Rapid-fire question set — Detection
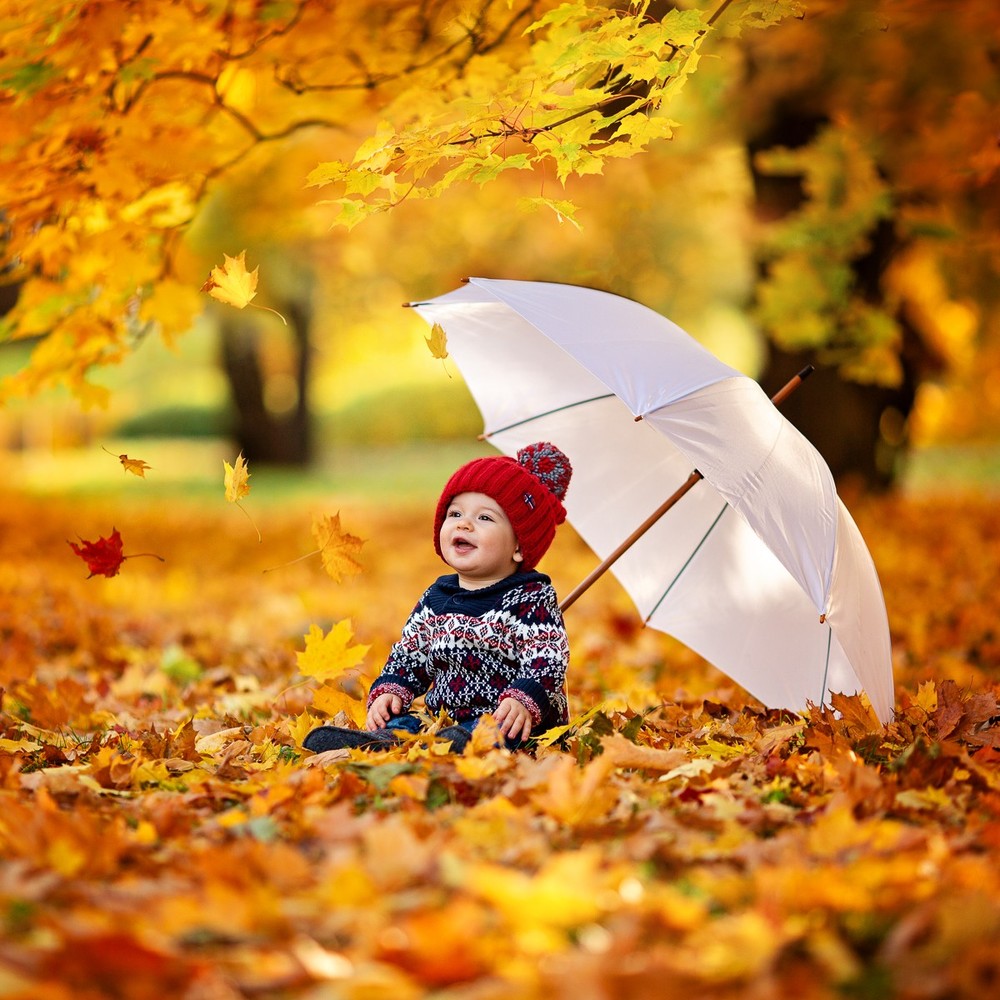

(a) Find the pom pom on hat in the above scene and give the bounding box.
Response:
[516,441,572,501]
[433,441,573,572]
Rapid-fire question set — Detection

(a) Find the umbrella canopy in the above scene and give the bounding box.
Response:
[411,278,894,724]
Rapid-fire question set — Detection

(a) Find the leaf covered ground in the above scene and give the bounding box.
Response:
[1,487,999,1000]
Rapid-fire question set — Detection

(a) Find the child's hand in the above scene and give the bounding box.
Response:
[367,693,403,729]
[494,697,532,741]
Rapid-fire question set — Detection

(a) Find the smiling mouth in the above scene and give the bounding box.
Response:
[452,538,476,552]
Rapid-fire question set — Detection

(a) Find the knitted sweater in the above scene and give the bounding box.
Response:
[367,571,569,730]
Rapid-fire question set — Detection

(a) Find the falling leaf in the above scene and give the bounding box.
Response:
[224,452,252,502]
[201,250,287,324]
[69,529,126,578]
[102,445,151,477]
[262,512,365,578]
[68,528,164,578]
[312,513,365,582]
[223,452,261,542]
[202,250,258,309]
[424,322,452,379]
[425,323,448,360]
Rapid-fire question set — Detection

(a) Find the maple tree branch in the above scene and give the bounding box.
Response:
[219,0,309,61]
[446,90,655,147]
[274,0,540,95]
[443,0,737,152]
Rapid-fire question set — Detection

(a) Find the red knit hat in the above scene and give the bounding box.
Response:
[433,442,573,572]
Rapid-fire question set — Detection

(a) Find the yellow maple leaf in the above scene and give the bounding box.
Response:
[223,452,261,541]
[223,451,251,502]
[287,711,322,748]
[297,621,370,683]
[201,250,287,324]
[312,512,365,582]
[425,322,448,360]
[202,250,258,309]
[915,679,938,714]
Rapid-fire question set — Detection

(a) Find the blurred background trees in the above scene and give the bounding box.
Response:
[1,0,997,488]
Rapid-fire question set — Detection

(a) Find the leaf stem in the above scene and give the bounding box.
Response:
[250,303,288,326]
[263,548,321,574]
[237,500,262,542]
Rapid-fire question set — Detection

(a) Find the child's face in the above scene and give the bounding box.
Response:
[439,491,522,589]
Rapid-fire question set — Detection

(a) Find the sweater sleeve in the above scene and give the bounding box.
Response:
[498,583,569,729]
[366,596,433,711]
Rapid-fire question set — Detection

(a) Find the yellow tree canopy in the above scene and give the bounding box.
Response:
[0,0,797,403]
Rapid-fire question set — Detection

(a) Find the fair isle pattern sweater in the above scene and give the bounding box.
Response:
[367,571,569,730]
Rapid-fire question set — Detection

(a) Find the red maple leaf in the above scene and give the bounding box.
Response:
[69,529,126,578]
[67,529,165,578]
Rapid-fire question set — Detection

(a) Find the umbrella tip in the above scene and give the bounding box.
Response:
[798,364,815,380]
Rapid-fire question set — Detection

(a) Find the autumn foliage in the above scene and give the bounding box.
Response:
[2,484,1000,999]
[0,0,798,402]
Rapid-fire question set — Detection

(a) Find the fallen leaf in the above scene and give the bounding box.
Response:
[530,753,618,827]
[600,733,689,772]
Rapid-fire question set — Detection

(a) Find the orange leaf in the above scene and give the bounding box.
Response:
[103,445,151,477]
[530,754,618,827]
[599,733,689,772]
[311,512,365,582]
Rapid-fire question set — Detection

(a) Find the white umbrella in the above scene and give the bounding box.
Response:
[410,278,894,724]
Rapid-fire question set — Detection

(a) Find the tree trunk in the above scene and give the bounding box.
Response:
[745,112,930,490]
[218,293,314,467]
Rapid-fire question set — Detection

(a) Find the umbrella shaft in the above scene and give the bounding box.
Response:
[558,365,814,613]
[560,470,703,611]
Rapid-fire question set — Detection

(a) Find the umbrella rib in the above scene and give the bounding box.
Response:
[819,623,832,711]
[483,394,616,437]
[644,504,729,623]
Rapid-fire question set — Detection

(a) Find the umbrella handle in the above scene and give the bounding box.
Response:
[558,365,814,613]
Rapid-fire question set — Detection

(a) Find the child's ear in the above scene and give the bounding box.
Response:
[513,547,524,563]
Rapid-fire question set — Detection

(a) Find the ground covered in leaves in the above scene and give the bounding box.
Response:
[2,486,1000,1000]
